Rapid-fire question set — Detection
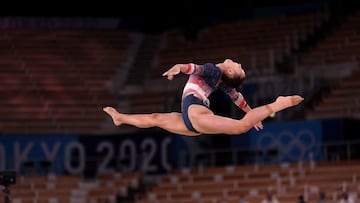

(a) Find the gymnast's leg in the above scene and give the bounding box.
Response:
[103,107,200,136]
[189,95,304,135]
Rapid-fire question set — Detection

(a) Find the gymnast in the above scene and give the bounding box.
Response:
[103,59,304,136]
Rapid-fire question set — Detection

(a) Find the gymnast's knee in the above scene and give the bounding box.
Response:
[232,120,253,134]
[150,113,161,120]
[150,113,173,122]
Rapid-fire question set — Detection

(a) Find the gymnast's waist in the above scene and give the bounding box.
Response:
[182,91,210,107]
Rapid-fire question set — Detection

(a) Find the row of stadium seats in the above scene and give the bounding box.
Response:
[135,159,360,203]
[0,28,133,135]
[0,172,141,203]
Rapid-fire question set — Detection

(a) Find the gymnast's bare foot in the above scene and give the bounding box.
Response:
[103,107,123,126]
[269,95,304,113]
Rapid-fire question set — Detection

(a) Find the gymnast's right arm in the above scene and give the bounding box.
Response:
[162,63,198,80]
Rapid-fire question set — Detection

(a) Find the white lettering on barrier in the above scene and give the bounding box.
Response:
[119,139,137,171]
[41,141,61,163]
[2,136,172,174]
[64,142,85,174]
[97,141,115,174]
[161,137,172,171]
[14,142,33,171]
[140,138,158,172]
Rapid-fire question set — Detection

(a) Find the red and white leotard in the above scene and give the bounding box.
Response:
[182,63,247,109]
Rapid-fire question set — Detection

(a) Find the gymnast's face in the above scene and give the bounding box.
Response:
[224,59,245,78]
[221,59,245,88]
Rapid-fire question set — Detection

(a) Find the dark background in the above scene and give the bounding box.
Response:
[2,0,353,34]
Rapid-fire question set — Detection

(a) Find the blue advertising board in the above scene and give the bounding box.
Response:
[0,131,173,175]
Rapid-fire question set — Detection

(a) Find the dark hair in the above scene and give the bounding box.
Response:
[221,74,245,89]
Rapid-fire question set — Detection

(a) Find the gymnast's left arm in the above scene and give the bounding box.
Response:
[162,63,198,80]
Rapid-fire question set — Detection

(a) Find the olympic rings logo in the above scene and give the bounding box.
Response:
[255,129,319,162]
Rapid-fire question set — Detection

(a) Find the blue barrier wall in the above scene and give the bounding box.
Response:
[0,131,173,176]
[0,119,352,175]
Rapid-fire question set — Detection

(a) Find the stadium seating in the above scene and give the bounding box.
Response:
[0,28,133,135]
[0,171,141,203]
[134,160,360,203]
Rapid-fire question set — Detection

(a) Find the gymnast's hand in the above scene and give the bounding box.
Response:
[254,121,263,131]
[162,64,183,80]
